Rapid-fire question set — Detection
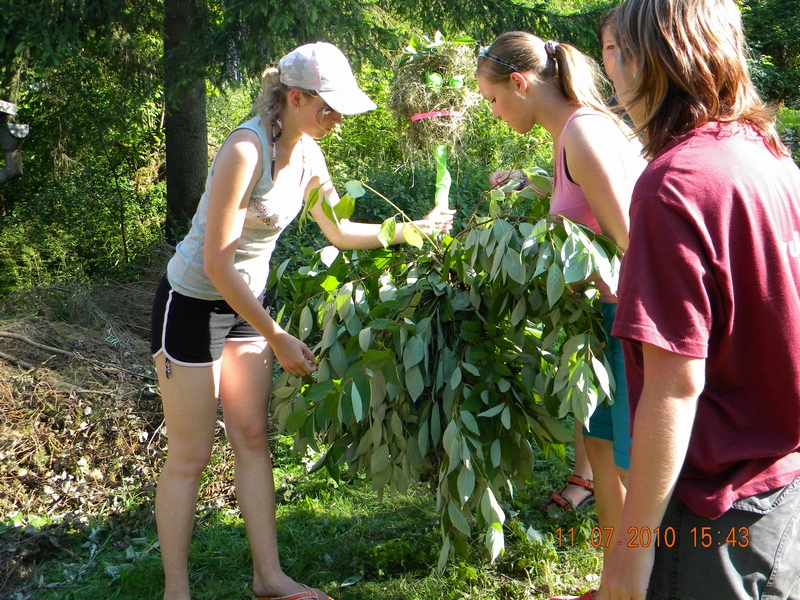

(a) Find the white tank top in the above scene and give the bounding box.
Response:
[167,116,315,300]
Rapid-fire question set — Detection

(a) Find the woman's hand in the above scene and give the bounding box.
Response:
[414,206,457,235]
[489,169,525,188]
[595,543,655,600]
[269,331,318,376]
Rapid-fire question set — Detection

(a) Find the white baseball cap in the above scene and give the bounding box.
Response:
[279,42,377,116]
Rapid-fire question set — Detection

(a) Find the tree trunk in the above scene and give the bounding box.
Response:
[163,0,208,243]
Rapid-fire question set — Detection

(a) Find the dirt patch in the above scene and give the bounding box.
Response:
[0,278,237,597]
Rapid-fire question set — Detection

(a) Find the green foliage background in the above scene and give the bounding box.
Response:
[1,0,797,295]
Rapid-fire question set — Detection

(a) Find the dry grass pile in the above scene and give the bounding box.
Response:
[0,277,238,597]
[388,35,481,157]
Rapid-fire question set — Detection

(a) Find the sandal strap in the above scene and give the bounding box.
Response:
[566,474,594,492]
[255,585,330,600]
[549,490,572,509]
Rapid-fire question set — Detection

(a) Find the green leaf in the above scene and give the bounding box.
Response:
[344,180,366,198]
[511,297,527,327]
[504,250,526,284]
[457,464,476,505]
[526,526,546,543]
[437,536,451,574]
[485,488,506,525]
[370,371,387,409]
[419,420,430,458]
[485,526,505,563]
[358,327,371,352]
[391,410,404,438]
[405,364,424,401]
[284,409,307,432]
[275,258,291,281]
[340,574,363,588]
[546,264,566,308]
[448,501,471,537]
[460,411,480,435]
[371,443,390,474]
[591,354,614,400]
[403,335,426,370]
[461,362,481,377]
[298,306,313,341]
[326,191,355,221]
[351,382,364,423]
[378,218,396,248]
[490,439,501,467]
[319,275,340,292]
[450,366,462,389]
[442,420,458,458]
[478,404,505,418]
[403,222,424,249]
[329,341,348,377]
[501,406,511,430]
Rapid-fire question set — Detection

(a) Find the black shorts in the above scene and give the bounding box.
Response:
[150,275,266,365]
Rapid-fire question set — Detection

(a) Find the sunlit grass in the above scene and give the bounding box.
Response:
[17,430,601,600]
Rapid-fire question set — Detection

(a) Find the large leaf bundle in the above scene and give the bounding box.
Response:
[269,180,620,567]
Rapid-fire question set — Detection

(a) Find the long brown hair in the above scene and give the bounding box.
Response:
[613,0,787,159]
[477,31,612,118]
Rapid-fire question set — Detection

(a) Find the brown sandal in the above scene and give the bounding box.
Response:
[547,474,595,517]
[254,585,333,600]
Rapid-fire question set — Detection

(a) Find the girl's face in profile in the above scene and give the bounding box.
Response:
[477,73,535,135]
[601,26,617,77]
[610,45,645,126]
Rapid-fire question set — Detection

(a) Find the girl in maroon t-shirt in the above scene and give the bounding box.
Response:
[597,0,800,598]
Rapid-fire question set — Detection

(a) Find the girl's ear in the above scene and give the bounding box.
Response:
[287,88,305,111]
[509,71,529,94]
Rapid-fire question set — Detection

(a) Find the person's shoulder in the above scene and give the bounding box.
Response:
[565,109,641,158]
[216,127,262,169]
[568,109,629,138]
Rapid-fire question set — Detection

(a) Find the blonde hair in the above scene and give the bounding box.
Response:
[251,67,289,118]
[614,0,787,158]
[477,31,612,117]
[250,66,329,122]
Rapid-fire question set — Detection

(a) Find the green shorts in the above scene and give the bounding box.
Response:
[582,303,631,470]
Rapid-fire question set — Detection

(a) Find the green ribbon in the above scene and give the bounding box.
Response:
[434,143,451,210]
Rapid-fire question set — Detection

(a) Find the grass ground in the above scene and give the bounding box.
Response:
[4,429,603,600]
[1,289,603,600]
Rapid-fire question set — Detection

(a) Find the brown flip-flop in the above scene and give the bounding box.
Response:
[254,584,332,600]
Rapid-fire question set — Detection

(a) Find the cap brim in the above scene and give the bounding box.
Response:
[318,88,377,116]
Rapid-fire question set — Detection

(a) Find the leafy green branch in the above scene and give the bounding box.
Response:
[298,180,443,251]
[270,176,621,569]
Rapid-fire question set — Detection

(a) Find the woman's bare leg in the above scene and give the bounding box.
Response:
[154,353,220,600]
[218,340,307,598]
[584,435,628,558]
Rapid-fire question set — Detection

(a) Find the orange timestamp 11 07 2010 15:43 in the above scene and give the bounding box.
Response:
[555,525,750,549]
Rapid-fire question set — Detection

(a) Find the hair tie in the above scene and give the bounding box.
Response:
[544,40,559,60]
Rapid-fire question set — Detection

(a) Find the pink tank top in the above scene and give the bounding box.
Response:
[550,107,616,303]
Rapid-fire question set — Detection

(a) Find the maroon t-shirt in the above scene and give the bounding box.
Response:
[612,121,800,518]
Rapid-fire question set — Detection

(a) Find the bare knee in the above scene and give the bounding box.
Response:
[162,445,213,480]
[226,419,270,455]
